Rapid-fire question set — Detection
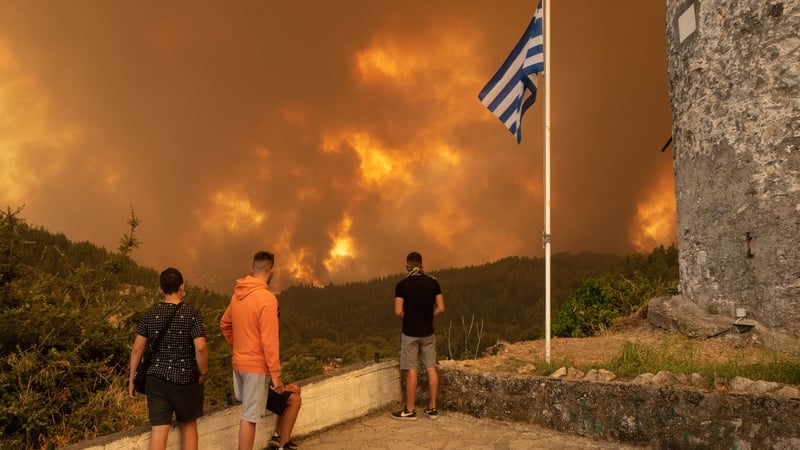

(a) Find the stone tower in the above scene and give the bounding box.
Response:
[665,1,799,336]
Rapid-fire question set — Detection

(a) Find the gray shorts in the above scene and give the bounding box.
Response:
[232,370,269,423]
[399,333,437,370]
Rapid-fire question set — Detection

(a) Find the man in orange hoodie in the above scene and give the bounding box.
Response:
[221,251,297,450]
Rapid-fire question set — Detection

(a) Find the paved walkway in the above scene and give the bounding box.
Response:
[295,410,647,450]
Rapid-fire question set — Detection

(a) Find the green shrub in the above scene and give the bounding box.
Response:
[282,355,324,383]
[553,271,675,338]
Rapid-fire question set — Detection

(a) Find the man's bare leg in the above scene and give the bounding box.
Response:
[426,367,439,409]
[149,425,170,450]
[178,420,198,450]
[238,419,256,450]
[405,368,418,412]
[276,387,302,447]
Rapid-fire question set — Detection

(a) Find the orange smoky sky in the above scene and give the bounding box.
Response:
[0,1,675,293]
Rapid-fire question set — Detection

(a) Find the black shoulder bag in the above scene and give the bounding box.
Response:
[134,303,182,394]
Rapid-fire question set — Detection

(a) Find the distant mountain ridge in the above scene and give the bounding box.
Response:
[276,252,627,359]
[9,212,668,356]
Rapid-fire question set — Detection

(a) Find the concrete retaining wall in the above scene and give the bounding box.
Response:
[65,361,400,450]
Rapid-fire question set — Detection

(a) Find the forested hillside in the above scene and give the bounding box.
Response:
[277,252,628,362]
[0,206,678,448]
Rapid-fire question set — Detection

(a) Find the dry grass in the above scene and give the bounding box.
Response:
[444,314,800,387]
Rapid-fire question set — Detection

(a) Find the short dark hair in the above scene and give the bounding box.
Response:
[406,251,423,267]
[160,267,184,295]
[253,251,275,271]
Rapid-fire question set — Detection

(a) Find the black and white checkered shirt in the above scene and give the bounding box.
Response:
[136,302,206,385]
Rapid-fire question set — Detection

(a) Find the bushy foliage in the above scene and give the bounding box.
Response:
[282,355,324,384]
[0,206,27,289]
[0,208,150,448]
[552,245,679,338]
[0,207,226,449]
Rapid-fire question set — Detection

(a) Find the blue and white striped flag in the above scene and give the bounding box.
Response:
[478,1,544,143]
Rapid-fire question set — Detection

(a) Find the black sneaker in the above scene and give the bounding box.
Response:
[390,408,417,420]
[267,433,298,450]
[423,407,438,420]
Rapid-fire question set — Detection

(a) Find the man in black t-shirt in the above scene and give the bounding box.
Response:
[391,252,446,421]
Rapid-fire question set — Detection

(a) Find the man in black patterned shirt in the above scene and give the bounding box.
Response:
[129,268,209,450]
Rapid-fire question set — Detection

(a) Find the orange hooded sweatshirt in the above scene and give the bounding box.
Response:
[220,275,281,379]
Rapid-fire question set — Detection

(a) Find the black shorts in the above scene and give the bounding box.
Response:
[146,375,204,425]
[266,388,292,415]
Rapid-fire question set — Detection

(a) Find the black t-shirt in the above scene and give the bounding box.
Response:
[395,274,442,337]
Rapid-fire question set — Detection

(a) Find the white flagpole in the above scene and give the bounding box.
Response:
[543,0,552,364]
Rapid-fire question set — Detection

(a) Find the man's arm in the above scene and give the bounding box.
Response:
[128,334,147,398]
[194,336,209,384]
[433,294,445,316]
[219,303,233,346]
[394,297,404,319]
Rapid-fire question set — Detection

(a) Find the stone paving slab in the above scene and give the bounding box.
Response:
[295,410,648,449]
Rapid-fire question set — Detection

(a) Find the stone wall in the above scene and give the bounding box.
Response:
[665,0,800,334]
[438,367,800,449]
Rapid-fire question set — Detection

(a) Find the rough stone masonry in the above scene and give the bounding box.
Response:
[665,0,800,336]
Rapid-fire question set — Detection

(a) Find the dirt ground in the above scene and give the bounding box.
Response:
[446,314,790,379]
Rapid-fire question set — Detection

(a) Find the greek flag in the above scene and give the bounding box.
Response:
[478,1,544,143]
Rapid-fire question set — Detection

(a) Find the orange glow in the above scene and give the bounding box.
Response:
[331,237,353,258]
[142,20,194,57]
[629,168,677,252]
[418,201,474,252]
[323,214,356,274]
[0,2,675,295]
[202,190,266,233]
[252,145,271,159]
[519,172,544,202]
[295,185,322,202]
[100,164,121,189]
[350,27,489,145]
[261,213,324,289]
[356,45,404,82]
[0,39,16,69]
[0,42,82,204]
[350,134,406,189]
[354,27,482,91]
[142,13,235,58]
[283,246,322,288]
[434,144,462,168]
[277,105,312,129]
[323,132,412,190]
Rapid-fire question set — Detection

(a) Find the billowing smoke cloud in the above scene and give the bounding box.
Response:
[0,1,675,293]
